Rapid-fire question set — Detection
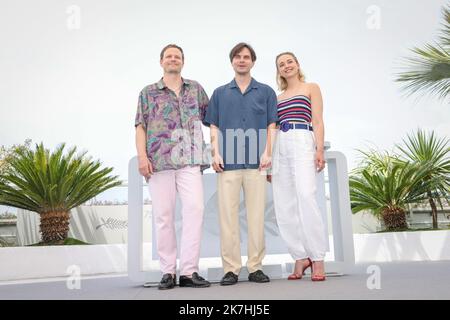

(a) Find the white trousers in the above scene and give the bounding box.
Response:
[272,129,327,261]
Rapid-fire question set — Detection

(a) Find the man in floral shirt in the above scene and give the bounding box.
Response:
[135,44,210,290]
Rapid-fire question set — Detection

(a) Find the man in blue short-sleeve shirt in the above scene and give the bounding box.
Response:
[203,42,278,286]
[204,77,278,170]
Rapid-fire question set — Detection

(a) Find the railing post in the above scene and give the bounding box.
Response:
[128,156,160,282]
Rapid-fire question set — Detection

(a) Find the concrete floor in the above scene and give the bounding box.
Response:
[0,260,449,300]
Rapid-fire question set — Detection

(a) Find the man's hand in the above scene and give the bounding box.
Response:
[138,156,153,180]
[259,152,272,171]
[212,154,224,173]
[315,150,326,172]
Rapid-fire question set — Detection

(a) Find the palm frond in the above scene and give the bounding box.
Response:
[350,152,433,215]
[395,5,450,102]
[396,129,450,203]
[438,5,450,46]
[0,143,122,213]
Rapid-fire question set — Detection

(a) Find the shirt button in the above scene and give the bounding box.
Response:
[242,118,246,122]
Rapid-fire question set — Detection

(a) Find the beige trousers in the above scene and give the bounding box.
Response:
[217,169,267,274]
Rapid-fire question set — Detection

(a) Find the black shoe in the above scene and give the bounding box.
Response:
[220,271,239,286]
[248,270,270,283]
[158,273,176,290]
[179,272,211,288]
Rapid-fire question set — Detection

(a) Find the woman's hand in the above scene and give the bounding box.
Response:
[259,152,272,171]
[315,150,326,172]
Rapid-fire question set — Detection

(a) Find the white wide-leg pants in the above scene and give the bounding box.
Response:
[272,128,327,261]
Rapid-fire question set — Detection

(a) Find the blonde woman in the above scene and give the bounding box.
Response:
[270,52,327,281]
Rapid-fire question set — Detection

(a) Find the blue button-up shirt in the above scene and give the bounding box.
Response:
[203,78,278,171]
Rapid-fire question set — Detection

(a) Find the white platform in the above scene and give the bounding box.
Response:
[1,230,449,282]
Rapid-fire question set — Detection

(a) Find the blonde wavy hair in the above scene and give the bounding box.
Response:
[276,52,305,91]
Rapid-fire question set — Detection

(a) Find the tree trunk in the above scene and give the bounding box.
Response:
[381,207,408,231]
[39,211,70,244]
[427,191,438,229]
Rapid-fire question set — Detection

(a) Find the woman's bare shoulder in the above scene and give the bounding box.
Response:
[277,92,287,101]
[305,82,321,92]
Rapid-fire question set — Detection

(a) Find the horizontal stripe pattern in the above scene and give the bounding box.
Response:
[277,95,312,124]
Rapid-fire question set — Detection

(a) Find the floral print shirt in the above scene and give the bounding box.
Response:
[135,78,210,172]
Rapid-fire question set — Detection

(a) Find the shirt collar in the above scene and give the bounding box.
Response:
[157,77,190,90]
[228,77,259,90]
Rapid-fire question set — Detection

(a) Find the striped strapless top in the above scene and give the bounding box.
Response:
[277,95,312,124]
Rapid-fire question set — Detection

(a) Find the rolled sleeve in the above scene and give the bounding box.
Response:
[197,84,209,123]
[267,87,278,126]
[203,89,219,127]
[134,90,148,130]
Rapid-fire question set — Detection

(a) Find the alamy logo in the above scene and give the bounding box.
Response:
[66,5,81,30]
[366,5,381,30]
[168,122,274,166]
[366,265,381,290]
[66,265,81,290]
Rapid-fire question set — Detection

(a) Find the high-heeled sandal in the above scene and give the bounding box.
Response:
[287,258,312,280]
[287,273,302,280]
[309,258,326,281]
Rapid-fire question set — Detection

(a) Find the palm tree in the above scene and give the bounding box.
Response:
[396,129,450,229]
[0,139,31,180]
[0,143,121,244]
[395,5,450,102]
[350,150,434,231]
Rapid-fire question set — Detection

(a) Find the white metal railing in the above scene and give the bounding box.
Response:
[128,142,355,283]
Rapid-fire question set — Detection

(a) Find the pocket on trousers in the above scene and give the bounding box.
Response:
[303,132,316,153]
[292,132,315,161]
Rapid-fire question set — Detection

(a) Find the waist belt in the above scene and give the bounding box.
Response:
[280,122,313,132]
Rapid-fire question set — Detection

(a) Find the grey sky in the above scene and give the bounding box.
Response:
[0,0,448,180]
